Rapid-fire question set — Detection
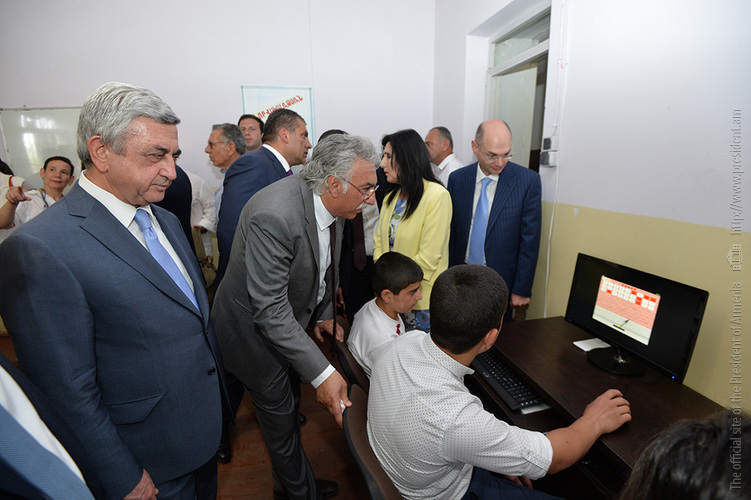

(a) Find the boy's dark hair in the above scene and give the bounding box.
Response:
[618,410,750,500]
[430,265,508,354]
[43,156,76,176]
[372,252,423,296]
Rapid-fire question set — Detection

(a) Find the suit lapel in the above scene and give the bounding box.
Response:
[301,178,320,275]
[263,147,288,180]
[153,207,206,319]
[457,165,476,240]
[487,164,518,231]
[67,186,200,316]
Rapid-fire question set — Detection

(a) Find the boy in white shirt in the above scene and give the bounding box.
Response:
[347,251,423,376]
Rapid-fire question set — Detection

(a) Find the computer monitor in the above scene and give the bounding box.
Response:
[565,253,709,382]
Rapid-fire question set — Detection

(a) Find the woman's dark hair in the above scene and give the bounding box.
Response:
[0,158,13,176]
[618,410,750,500]
[382,129,438,220]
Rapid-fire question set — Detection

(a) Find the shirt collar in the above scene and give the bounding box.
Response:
[436,153,456,171]
[263,144,291,172]
[422,333,474,379]
[475,164,499,185]
[78,171,154,228]
[313,192,336,233]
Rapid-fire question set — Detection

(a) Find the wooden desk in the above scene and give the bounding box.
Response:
[467,317,723,498]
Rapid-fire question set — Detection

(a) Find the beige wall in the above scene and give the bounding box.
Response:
[527,202,750,411]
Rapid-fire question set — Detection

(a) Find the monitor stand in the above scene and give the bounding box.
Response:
[587,347,646,377]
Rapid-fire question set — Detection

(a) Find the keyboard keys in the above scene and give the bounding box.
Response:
[472,352,545,411]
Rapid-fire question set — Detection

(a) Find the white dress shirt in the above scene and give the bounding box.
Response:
[263,144,292,173]
[186,170,217,257]
[12,189,56,226]
[368,331,553,500]
[310,192,336,388]
[432,153,465,186]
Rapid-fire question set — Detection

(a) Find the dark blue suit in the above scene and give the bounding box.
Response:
[447,162,542,298]
[0,183,226,499]
[216,147,288,285]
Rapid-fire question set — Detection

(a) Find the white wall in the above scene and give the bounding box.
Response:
[435,0,750,232]
[541,0,751,231]
[0,0,435,188]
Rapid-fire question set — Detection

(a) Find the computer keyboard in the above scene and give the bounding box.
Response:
[472,351,545,411]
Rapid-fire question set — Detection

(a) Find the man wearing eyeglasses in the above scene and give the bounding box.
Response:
[212,134,379,499]
[205,123,246,224]
[447,119,542,321]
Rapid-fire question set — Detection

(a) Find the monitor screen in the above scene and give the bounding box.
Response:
[565,253,709,382]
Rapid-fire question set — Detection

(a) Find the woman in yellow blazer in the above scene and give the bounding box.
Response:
[373,129,452,331]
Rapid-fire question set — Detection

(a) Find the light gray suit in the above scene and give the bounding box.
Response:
[212,174,342,498]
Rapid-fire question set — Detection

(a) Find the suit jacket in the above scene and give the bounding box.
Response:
[212,175,342,388]
[447,162,542,298]
[0,353,95,499]
[373,179,452,310]
[0,183,225,499]
[216,147,288,285]
[155,164,195,254]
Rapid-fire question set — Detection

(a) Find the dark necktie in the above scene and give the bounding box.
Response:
[329,223,337,321]
[352,212,367,271]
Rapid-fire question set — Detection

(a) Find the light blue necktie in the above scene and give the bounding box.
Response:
[134,209,199,310]
[468,177,492,265]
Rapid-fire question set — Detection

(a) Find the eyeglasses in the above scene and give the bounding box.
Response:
[477,147,512,163]
[206,140,229,149]
[345,179,379,199]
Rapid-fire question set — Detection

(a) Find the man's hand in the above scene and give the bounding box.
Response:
[315,371,351,427]
[510,293,530,308]
[582,389,632,434]
[312,319,344,343]
[122,470,158,500]
[336,286,346,311]
[5,185,30,205]
[192,224,208,234]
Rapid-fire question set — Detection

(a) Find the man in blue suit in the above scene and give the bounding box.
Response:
[0,82,226,499]
[215,108,312,286]
[447,119,542,320]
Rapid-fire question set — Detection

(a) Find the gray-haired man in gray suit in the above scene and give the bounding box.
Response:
[212,134,380,499]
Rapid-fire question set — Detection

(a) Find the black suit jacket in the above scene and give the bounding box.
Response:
[155,164,195,254]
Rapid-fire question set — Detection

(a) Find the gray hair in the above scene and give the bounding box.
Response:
[301,134,379,195]
[77,82,180,169]
[431,126,454,149]
[211,123,246,155]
